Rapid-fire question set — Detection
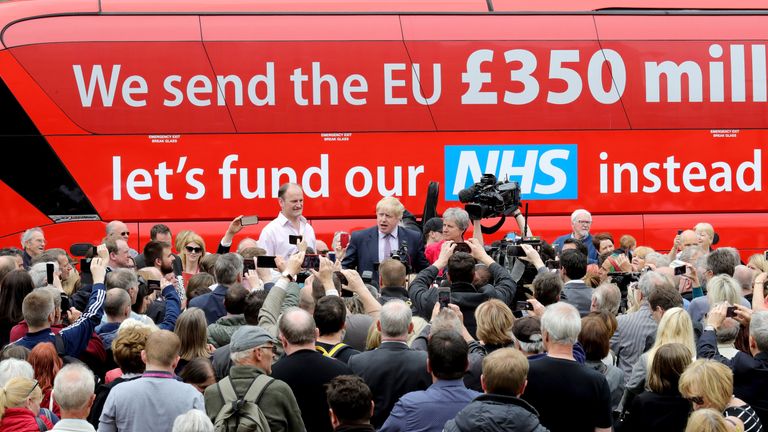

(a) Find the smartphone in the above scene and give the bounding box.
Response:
[147,279,162,291]
[243,258,256,274]
[296,272,310,284]
[289,235,303,245]
[46,263,54,285]
[60,294,70,313]
[256,255,277,268]
[670,260,687,276]
[454,242,471,254]
[241,215,259,226]
[726,306,737,318]
[438,287,451,309]
[516,300,533,311]
[340,232,350,248]
[507,245,526,257]
[80,258,91,273]
[334,271,348,286]
[302,254,320,270]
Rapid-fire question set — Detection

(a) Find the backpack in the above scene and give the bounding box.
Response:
[315,343,350,359]
[214,375,274,432]
[34,416,47,432]
[53,333,84,365]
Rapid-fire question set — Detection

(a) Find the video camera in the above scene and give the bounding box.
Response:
[487,234,543,268]
[458,174,521,220]
[390,241,412,274]
[607,270,646,313]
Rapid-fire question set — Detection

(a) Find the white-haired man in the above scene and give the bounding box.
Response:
[552,209,598,264]
[51,364,97,431]
[21,227,46,269]
[522,302,612,432]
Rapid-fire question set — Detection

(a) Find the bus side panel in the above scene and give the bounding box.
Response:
[200,15,436,133]
[400,15,631,131]
[41,129,766,223]
[595,15,768,129]
[0,181,51,237]
[5,16,235,134]
[0,51,87,135]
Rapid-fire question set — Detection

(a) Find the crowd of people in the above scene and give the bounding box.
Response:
[0,182,766,432]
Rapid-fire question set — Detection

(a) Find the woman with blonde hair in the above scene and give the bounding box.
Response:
[679,359,763,431]
[624,308,695,401]
[174,308,214,374]
[474,299,515,351]
[686,409,744,432]
[695,222,716,251]
[748,254,768,274]
[688,274,748,323]
[0,376,51,431]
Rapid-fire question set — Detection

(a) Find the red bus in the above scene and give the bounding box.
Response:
[1,0,768,258]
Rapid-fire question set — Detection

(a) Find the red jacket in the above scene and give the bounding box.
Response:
[0,407,53,432]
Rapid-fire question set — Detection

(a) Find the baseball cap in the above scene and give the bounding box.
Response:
[512,316,542,344]
[230,325,276,353]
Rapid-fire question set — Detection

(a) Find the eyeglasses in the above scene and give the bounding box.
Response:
[185,246,203,253]
[686,395,705,405]
[259,345,278,355]
[575,220,592,225]
[25,380,39,399]
[120,231,130,236]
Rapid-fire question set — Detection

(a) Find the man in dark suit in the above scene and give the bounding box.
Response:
[188,253,243,324]
[559,249,592,317]
[348,299,432,428]
[342,197,429,284]
[271,307,352,432]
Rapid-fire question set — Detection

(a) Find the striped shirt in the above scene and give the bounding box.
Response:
[725,404,764,432]
[610,302,658,379]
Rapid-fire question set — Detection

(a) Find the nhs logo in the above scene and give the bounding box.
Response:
[444,144,578,201]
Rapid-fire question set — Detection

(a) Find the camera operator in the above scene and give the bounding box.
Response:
[408,238,516,337]
[425,207,483,264]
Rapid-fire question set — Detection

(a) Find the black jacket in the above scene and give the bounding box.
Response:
[409,263,516,337]
[271,349,353,432]
[444,393,549,432]
[618,390,690,432]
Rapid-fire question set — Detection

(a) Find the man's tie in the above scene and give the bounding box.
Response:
[383,234,392,259]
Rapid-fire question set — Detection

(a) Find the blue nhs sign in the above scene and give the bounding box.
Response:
[444,144,578,201]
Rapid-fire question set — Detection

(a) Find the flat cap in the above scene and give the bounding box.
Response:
[230,325,276,353]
